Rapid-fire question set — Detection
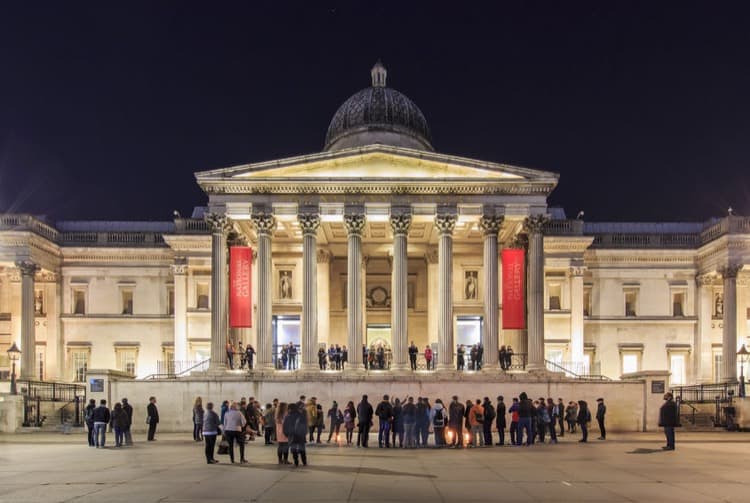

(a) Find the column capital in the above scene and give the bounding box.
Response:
[390,214,412,236]
[298,213,321,236]
[344,214,366,236]
[434,214,457,235]
[523,214,550,235]
[171,258,188,275]
[251,212,277,236]
[696,273,716,287]
[720,264,743,279]
[15,260,39,277]
[479,215,504,236]
[204,212,232,234]
[568,266,586,277]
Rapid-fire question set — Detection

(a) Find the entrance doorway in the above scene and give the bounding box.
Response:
[456,316,482,347]
[272,315,300,370]
[366,324,391,370]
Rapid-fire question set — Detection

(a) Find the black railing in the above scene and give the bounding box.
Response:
[59,396,85,427]
[545,360,610,380]
[671,382,740,403]
[23,395,43,427]
[17,380,86,402]
[144,359,209,379]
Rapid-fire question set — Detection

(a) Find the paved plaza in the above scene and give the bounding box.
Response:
[0,432,748,502]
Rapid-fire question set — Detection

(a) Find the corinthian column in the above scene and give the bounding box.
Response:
[390,212,412,371]
[345,212,366,370]
[252,211,276,370]
[16,260,39,380]
[480,214,503,369]
[721,264,742,382]
[298,213,321,370]
[435,212,457,371]
[205,213,231,371]
[524,214,549,372]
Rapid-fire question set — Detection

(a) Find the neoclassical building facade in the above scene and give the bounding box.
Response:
[1,63,748,387]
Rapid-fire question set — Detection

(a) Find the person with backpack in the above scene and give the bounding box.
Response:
[343,401,356,446]
[282,403,308,467]
[495,395,507,446]
[84,398,96,447]
[356,395,373,448]
[469,398,485,446]
[431,399,447,446]
[375,394,394,448]
[482,397,495,446]
[448,396,465,448]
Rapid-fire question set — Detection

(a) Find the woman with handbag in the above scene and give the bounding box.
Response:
[223,402,248,464]
[202,402,221,464]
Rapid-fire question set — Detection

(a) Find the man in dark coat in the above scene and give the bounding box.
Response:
[146,396,159,441]
[122,398,134,446]
[659,392,680,450]
[448,396,465,448]
[84,398,96,447]
[495,395,507,446]
[356,395,373,448]
[408,341,418,371]
[374,395,393,448]
[596,398,606,440]
[482,397,495,446]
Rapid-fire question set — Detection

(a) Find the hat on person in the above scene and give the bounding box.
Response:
[596,398,604,402]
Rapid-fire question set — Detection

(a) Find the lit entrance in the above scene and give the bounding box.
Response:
[366,324,391,369]
[272,315,300,370]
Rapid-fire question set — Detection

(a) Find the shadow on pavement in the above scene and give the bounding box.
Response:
[626,448,665,454]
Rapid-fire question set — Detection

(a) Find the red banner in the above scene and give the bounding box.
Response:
[229,246,252,328]
[502,249,525,329]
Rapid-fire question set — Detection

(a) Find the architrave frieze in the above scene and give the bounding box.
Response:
[584,249,696,268]
[60,247,174,266]
[162,235,212,255]
[544,236,595,255]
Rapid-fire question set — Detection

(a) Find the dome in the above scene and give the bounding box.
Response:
[324,62,433,152]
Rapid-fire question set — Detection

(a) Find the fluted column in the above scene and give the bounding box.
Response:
[569,266,585,365]
[524,215,549,371]
[16,260,39,380]
[435,213,457,371]
[252,212,276,370]
[390,212,412,371]
[694,274,714,383]
[299,213,321,370]
[345,213,366,369]
[480,215,503,369]
[317,249,332,348]
[722,264,741,382]
[172,259,188,364]
[205,213,231,371]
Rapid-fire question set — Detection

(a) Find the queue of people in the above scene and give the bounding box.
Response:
[84,396,157,448]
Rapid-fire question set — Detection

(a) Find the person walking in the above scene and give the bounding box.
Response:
[482,397,495,446]
[375,394,393,448]
[146,396,159,441]
[223,402,248,464]
[283,403,308,467]
[408,341,418,371]
[659,392,679,450]
[596,398,607,440]
[202,402,221,464]
[357,395,373,448]
[275,402,290,464]
[577,400,590,442]
[85,398,96,447]
[192,397,204,442]
[110,402,127,447]
[121,398,133,446]
[448,396,465,448]
[495,396,507,446]
[344,401,356,446]
[93,399,110,448]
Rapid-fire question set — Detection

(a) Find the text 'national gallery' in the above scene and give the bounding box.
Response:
[1,62,748,395]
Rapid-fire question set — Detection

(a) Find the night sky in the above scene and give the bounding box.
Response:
[1,1,749,223]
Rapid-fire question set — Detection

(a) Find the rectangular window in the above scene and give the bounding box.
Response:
[196,283,209,309]
[672,292,685,317]
[713,352,723,383]
[670,354,686,386]
[625,291,638,317]
[167,287,175,315]
[548,283,562,310]
[622,353,639,374]
[117,349,137,376]
[73,289,86,315]
[36,345,45,381]
[121,289,133,315]
[71,351,88,382]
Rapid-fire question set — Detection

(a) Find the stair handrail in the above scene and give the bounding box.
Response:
[544,359,611,380]
[142,358,210,380]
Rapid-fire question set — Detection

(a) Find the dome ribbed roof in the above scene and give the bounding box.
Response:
[324,62,433,152]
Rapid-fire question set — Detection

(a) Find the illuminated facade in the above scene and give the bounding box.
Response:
[1,63,748,387]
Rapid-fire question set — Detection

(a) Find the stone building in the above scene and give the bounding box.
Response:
[1,62,748,388]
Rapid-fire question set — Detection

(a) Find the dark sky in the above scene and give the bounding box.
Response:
[1,1,749,223]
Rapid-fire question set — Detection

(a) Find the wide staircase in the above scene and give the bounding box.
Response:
[671,382,740,431]
[17,380,86,432]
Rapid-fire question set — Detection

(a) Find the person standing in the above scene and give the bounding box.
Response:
[424,345,433,370]
[288,342,298,370]
[111,402,127,447]
[495,396,507,446]
[508,397,520,445]
[275,402,290,464]
[192,397,204,442]
[327,401,343,443]
[448,396,465,448]
[202,402,221,464]
[92,399,110,448]
[577,400,590,442]
[85,398,96,447]
[408,341,418,371]
[556,398,565,437]
[341,345,348,370]
[415,397,429,447]
[469,399,485,447]
[121,398,133,446]
[245,344,256,370]
[457,344,465,371]
[305,397,318,443]
[546,398,558,444]
[264,403,276,445]
[505,345,514,370]
[356,395,373,448]
[225,341,234,369]
[391,398,404,448]
[431,399,446,446]
[146,396,159,441]
[318,347,327,370]
[476,343,484,371]
[375,394,393,448]
[659,392,680,450]
[517,393,533,446]
[499,346,508,371]
[283,403,307,467]
[223,402,248,464]
[565,401,578,433]
[596,398,607,440]
[402,396,417,448]
[482,397,495,446]
[344,401,357,446]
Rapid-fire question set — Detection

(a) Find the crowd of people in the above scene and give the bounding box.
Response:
[84,396,160,448]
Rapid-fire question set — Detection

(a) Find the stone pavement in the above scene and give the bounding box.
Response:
[0,431,748,502]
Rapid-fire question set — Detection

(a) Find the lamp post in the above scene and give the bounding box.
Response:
[7,342,21,395]
[738,344,749,398]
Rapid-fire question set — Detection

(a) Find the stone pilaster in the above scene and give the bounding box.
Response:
[435,212,457,371]
[479,214,503,369]
[171,258,188,364]
[345,213,366,370]
[390,212,412,371]
[252,211,276,370]
[721,264,742,382]
[15,260,39,380]
[524,214,549,372]
[694,274,714,383]
[205,213,232,371]
[298,213,321,370]
[569,266,585,365]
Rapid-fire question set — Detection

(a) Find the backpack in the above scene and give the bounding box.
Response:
[484,403,496,422]
[540,407,551,424]
[293,416,307,441]
[474,410,484,423]
[433,408,444,427]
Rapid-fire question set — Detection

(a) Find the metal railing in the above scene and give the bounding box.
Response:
[144,359,210,379]
[59,397,85,427]
[544,360,608,379]
[671,382,740,403]
[17,380,86,402]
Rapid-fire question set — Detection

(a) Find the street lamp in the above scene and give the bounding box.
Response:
[738,345,749,398]
[7,342,21,395]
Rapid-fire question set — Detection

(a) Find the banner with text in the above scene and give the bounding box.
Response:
[502,248,525,329]
[229,246,252,328]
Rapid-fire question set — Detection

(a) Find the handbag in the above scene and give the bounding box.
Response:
[217,439,229,455]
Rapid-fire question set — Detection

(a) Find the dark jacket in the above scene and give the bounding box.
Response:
[659,399,680,427]
[85,403,96,425]
[110,407,128,429]
[496,401,507,428]
[122,402,133,427]
[483,401,496,423]
[357,400,373,427]
[402,403,417,424]
[449,401,465,427]
[147,402,159,424]
[596,402,606,421]
[282,409,308,444]
[577,402,590,425]
[92,405,110,424]
[518,399,533,418]
[375,401,393,421]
